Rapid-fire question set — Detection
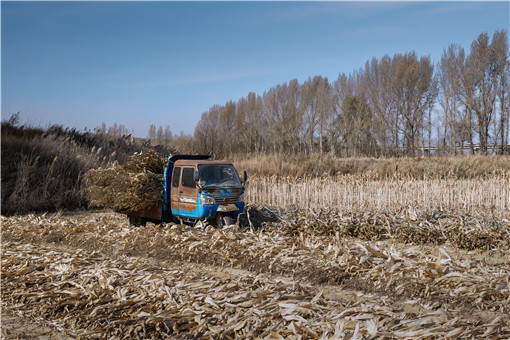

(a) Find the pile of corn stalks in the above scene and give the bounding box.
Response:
[2,210,509,338]
[84,151,165,213]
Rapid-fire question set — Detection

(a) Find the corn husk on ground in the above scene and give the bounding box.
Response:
[2,209,509,339]
[84,151,165,213]
[275,208,510,251]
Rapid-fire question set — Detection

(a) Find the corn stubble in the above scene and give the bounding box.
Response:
[247,173,510,218]
[2,211,509,339]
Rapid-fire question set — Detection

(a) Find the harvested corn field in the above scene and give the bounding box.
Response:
[2,209,509,339]
[246,174,510,217]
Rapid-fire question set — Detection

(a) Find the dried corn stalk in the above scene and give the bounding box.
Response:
[246,173,510,218]
[84,151,165,213]
[2,210,509,338]
[3,239,509,339]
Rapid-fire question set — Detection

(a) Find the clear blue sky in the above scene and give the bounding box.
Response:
[2,1,509,137]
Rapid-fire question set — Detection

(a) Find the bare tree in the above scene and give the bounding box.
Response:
[96,122,107,135]
[264,85,285,153]
[301,76,332,154]
[187,30,507,157]
[332,73,350,155]
[364,56,399,155]
[438,44,465,154]
[193,105,220,155]
[281,79,303,154]
[262,80,303,154]
[219,101,236,156]
[244,92,265,153]
[459,32,507,154]
[391,52,437,155]
[236,93,266,154]
[107,122,118,136]
[118,124,127,137]
[492,30,509,154]
[156,125,163,142]
[340,95,376,157]
[164,125,173,143]
[147,124,156,140]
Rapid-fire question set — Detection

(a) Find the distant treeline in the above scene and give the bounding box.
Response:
[193,31,509,158]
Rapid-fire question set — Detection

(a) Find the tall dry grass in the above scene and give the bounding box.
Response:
[1,122,174,215]
[246,173,510,217]
[232,153,510,179]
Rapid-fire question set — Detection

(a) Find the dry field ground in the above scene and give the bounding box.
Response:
[2,204,510,339]
[4,122,510,338]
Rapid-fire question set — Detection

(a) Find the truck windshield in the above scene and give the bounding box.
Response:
[198,164,241,188]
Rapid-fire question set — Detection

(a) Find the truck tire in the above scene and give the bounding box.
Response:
[215,214,234,228]
[215,214,224,228]
[223,215,234,226]
[129,216,146,227]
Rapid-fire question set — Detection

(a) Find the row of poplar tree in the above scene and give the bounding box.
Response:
[193,30,509,158]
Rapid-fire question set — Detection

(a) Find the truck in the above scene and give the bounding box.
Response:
[127,155,247,227]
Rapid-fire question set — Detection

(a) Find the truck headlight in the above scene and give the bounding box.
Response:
[200,194,215,205]
[238,193,244,203]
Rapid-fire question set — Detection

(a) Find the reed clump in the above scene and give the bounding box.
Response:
[1,120,174,215]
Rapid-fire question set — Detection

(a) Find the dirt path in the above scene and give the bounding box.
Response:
[1,311,71,340]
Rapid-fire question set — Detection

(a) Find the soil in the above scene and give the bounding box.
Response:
[1,311,70,340]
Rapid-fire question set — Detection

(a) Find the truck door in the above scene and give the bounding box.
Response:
[170,166,181,214]
[178,166,199,217]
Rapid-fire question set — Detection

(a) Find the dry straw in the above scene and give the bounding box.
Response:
[2,212,509,338]
[84,151,165,213]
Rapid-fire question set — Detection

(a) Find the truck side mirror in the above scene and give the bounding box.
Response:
[194,170,199,183]
[243,170,247,182]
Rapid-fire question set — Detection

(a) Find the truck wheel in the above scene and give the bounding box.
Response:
[215,214,224,228]
[223,215,234,226]
[129,216,146,227]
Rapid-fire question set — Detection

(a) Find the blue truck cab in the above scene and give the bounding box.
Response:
[128,155,246,227]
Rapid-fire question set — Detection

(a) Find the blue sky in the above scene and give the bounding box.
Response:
[2,1,509,137]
